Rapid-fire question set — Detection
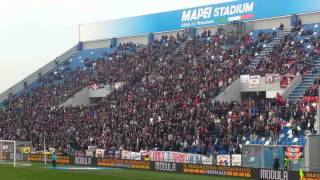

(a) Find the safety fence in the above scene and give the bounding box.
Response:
[242,144,305,171]
[1,152,320,180]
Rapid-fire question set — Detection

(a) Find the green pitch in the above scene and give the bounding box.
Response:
[0,163,247,180]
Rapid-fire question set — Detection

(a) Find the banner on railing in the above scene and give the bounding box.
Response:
[240,75,250,84]
[87,146,96,157]
[95,149,105,158]
[187,153,213,165]
[85,150,93,157]
[280,75,295,88]
[249,75,260,89]
[231,154,242,166]
[265,74,280,84]
[217,155,231,166]
[121,150,141,160]
[150,151,187,163]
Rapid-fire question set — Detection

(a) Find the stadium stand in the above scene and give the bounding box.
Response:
[0,24,319,158]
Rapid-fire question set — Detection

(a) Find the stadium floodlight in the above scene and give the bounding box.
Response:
[0,140,32,167]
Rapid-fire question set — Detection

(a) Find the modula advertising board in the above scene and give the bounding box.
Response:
[80,0,320,42]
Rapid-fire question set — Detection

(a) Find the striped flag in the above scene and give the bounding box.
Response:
[213,14,254,24]
[228,14,254,21]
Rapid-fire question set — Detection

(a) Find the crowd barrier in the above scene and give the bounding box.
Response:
[2,152,320,180]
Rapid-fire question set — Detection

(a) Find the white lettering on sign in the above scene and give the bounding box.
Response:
[75,157,92,165]
[181,2,254,22]
[181,7,212,22]
[155,162,177,172]
[260,169,289,180]
[213,2,254,17]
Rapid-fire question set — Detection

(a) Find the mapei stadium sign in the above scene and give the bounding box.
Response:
[80,0,320,41]
[180,2,254,27]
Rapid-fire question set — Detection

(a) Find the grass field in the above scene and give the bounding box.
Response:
[0,163,247,180]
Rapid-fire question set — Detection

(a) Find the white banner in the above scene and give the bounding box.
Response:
[121,150,141,160]
[217,154,231,166]
[85,150,93,157]
[202,155,214,165]
[231,154,242,166]
[265,74,280,84]
[249,75,260,89]
[266,90,281,98]
[240,75,250,84]
[115,151,121,159]
[114,82,126,90]
[88,146,97,152]
[95,149,105,158]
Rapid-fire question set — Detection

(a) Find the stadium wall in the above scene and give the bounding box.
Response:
[82,39,111,49]
[196,26,219,36]
[154,30,184,40]
[305,135,320,172]
[59,87,90,107]
[244,16,291,31]
[214,78,241,102]
[281,75,302,98]
[59,86,113,107]
[117,35,148,45]
[298,12,320,25]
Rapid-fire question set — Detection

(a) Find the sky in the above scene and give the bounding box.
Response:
[0,0,231,93]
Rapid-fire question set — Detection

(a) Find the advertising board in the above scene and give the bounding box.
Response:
[97,159,150,170]
[80,0,320,41]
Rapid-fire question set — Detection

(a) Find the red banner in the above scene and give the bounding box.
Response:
[150,151,188,163]
[303,96,319,103]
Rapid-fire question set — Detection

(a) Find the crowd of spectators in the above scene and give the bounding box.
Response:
[304,76,320,97]
[250,33,316,76]
[0,27,318,157]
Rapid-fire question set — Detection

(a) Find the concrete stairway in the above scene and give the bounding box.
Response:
[250,29,291,67]
[288,58,320,103]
